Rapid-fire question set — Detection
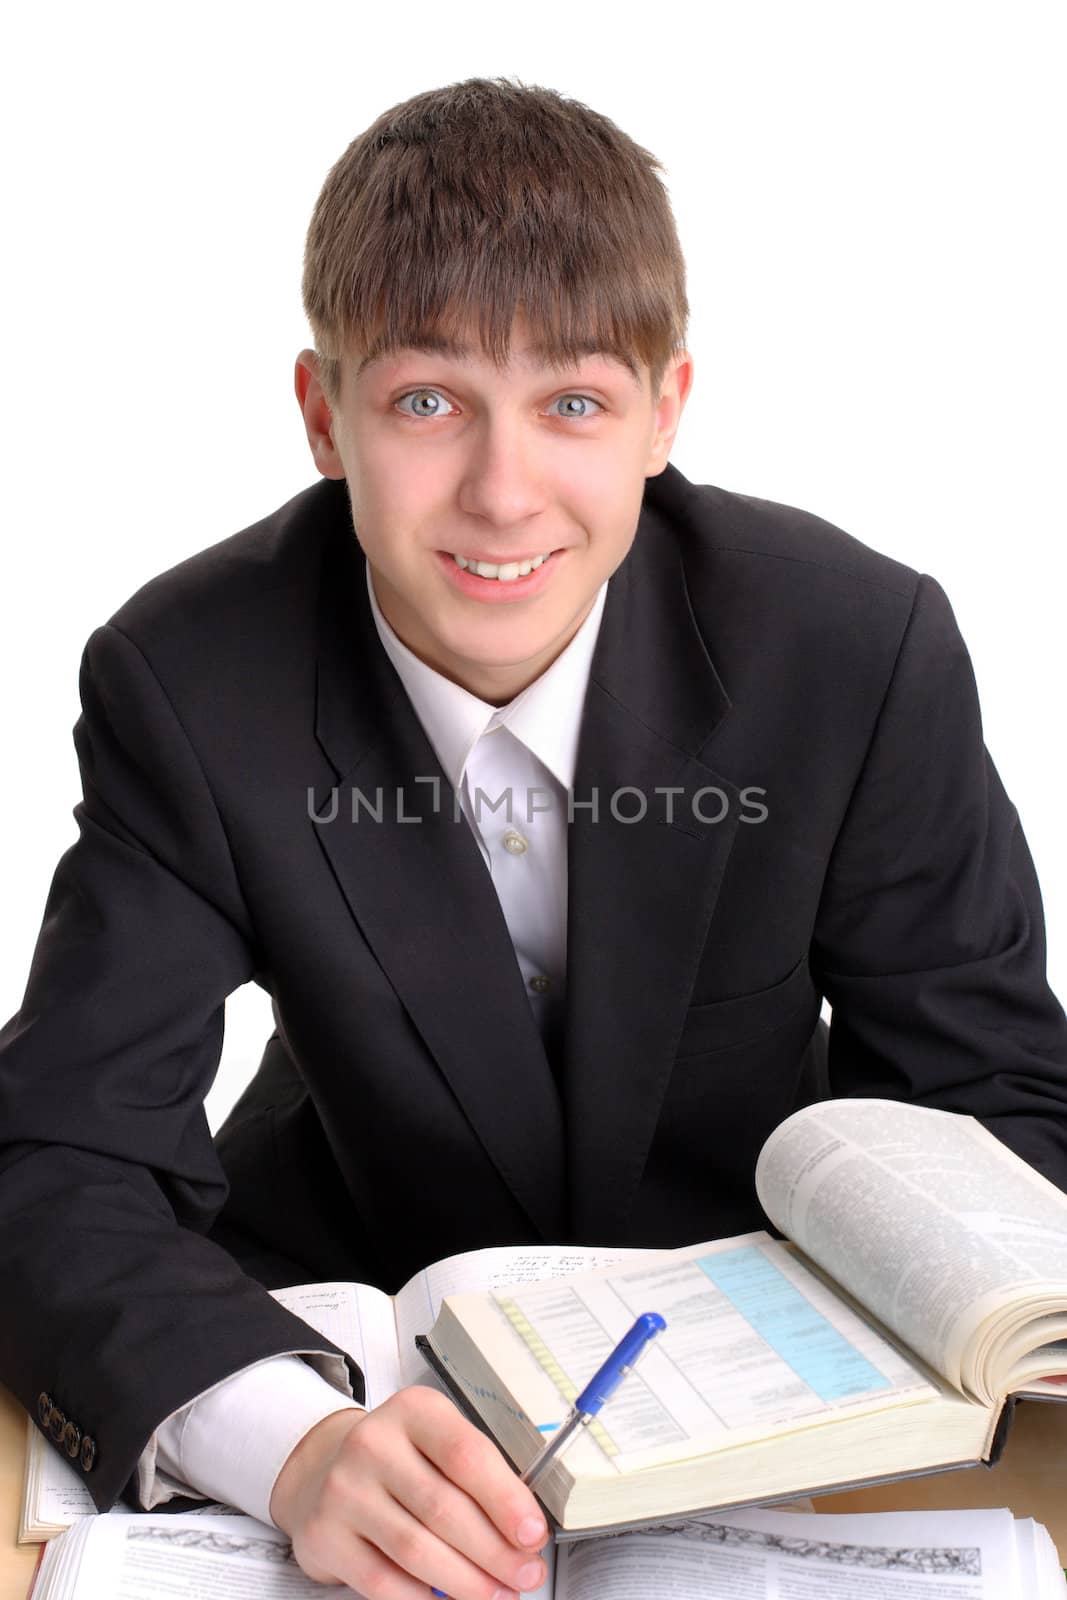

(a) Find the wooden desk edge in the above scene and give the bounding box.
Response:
[0,1389,37,1600]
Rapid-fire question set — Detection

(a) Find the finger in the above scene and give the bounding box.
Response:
[405,1394,548,1551]
[371,1490,544,1600]
[295,1522,453,1600]
[295,1474,527,1600]
[378,1449,548,1596]
[341,1415,546,1595]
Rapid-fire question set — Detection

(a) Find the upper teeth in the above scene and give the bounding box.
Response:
[452,553,551,581]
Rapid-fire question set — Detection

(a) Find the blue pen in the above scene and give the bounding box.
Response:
[519,1310,667,1490]
[432,1311,667,1599]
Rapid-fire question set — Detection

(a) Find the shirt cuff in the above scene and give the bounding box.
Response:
[138,1351,362,1526]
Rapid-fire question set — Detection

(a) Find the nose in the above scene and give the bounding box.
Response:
[456,412,549,530]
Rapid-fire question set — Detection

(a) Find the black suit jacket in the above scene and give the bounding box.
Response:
[2,462,1066,1510]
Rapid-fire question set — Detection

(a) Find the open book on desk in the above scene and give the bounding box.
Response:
[20,1241,656,1542]
[421,1099,1067,1535]
[28,1503,1067,1599]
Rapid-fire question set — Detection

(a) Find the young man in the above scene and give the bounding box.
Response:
[2,77,1065,1600]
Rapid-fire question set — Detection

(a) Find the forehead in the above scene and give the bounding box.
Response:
[353,331,644,388]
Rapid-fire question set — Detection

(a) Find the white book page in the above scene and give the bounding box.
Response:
[22,1419,95,1535]
[554,1505,1026,1600]
[755,1099,1067,1399]
[393,1244,658,1390]
[1034,1520,1067,1597]
[35,1510,559,1600]
[1011,1517,1067,1600]
[269,1250,657,1401]
[31,1512,83,1597]
[269,1281,401,1406]
[35,1512,354,1599]
[487,1234,936,1473]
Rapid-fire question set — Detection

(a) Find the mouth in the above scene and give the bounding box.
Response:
[436,547,564,602]
[446,550,555,584]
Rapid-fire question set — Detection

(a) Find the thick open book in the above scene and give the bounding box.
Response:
[20,1243,657,1542]
[28,1503,1066,1599]
[422,1099,1067,1533]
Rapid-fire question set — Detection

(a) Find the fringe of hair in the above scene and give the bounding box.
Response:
[302,76,689,401]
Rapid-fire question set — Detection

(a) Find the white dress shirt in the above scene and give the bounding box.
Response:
[142,563,608,1524]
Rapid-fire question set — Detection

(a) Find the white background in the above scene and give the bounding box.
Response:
[2,1,1064,1130]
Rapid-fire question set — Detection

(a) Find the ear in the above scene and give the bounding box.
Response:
[644,350,695,477]
[294,350,347,480]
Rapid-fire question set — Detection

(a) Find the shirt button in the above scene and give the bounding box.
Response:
[529,976,551,995]
[502,829,529,856]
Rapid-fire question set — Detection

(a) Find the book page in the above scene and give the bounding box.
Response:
[34,1512,353,1598]
[20,1420,95,1538]
[1010,1518,1061,1600]
[33,1509,558,1600]
[270,1281,401,1406]
[488,1234,935,1473]
[553,1505,1035,1600]
[754,1099,1067,1401]
[393,1244,657,1389]
[20,1427,256,1545]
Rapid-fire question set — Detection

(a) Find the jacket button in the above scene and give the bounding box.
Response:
[79,1435,97,1473]
[62,1420,82,1460]
[37,1393,53,1428]
[48,1408,67,1444]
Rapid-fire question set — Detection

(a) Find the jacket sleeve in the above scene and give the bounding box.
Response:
[0,623,363,1512]
[812,572,1067,1185]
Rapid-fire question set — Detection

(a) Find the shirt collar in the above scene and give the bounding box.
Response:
[365,563,607,792]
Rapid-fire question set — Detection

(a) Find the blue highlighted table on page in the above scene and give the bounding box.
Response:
[696,1246,891,1401]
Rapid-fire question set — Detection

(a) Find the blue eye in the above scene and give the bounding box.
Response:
[396,389,455,419]
[553,395,602,419]
[395,389,603,420]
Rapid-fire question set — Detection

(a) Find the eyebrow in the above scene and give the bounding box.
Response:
[357,338,466,379]
[357,338,641,386]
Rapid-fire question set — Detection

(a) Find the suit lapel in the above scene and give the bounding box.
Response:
[564,472,740,1241]
[311,496,566,1241]
[307,467,739,1248]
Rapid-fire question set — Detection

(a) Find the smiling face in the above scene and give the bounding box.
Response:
[296,319,693,703]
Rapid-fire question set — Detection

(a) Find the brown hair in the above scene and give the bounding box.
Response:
[302,76,688,403]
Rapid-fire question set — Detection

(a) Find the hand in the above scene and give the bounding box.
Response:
[270,1385,549,1598]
